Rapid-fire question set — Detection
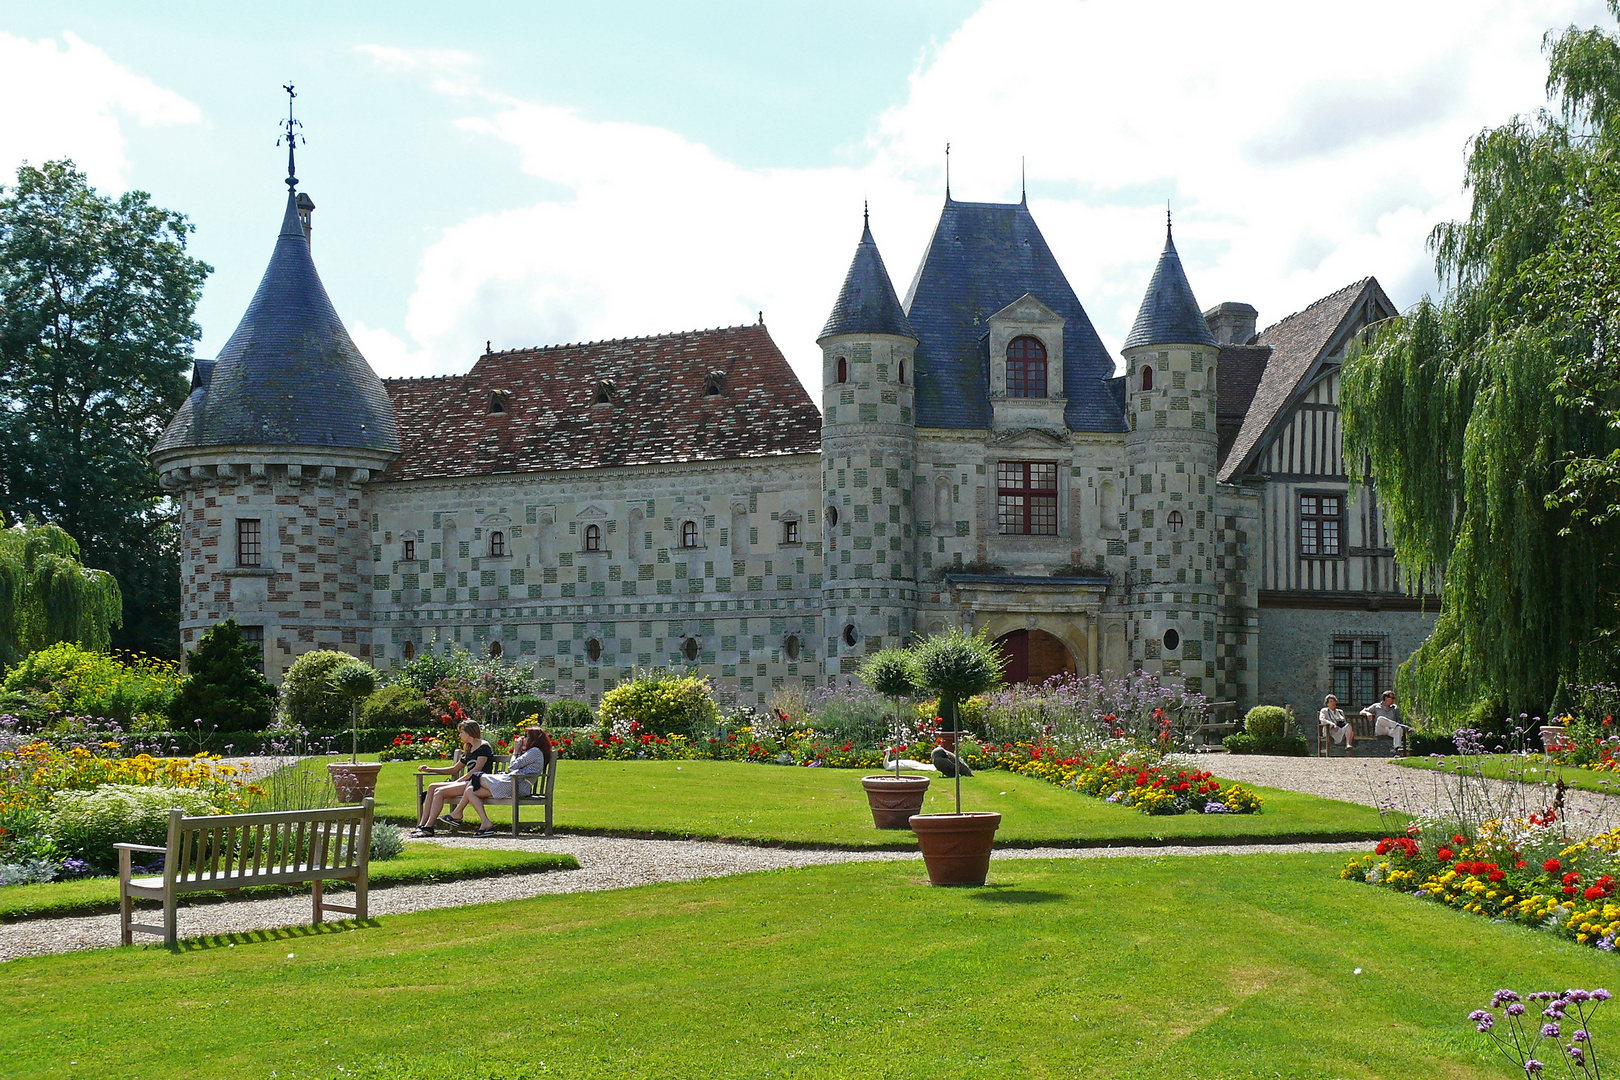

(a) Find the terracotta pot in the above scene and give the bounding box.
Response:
[909,812,1001,887]
[861,774,931,829]
[327,761,384,803]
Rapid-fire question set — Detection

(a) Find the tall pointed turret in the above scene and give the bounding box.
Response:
[818,206,917,343]
[1123,216,1218,350]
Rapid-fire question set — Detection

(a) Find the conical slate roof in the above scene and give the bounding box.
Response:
[1123,223,1218,350]
[818,216,917,342]
[154,186,400,457]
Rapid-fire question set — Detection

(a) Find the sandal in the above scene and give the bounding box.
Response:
[437,815,463,830]
[473,826,498,837]
[410,826,435,837]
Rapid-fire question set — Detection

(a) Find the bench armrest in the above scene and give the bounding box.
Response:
[114,843,168,854]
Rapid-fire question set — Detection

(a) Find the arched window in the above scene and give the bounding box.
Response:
[784,634,801,660]
[898,360,906,384]
[681,520,699,548]
[403,640,415,661]
[682,636,700,663]
[1006,336,1047,398]
[585,638,602,662]
[836,357,848,383]
[584,523,601,552]
[489,640,503,659]
[1141,366,1154,392]
[1167,510,1184,533]
[489,530,506,557]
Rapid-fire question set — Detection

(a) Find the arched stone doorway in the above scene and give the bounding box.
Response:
[995,629,1076,685]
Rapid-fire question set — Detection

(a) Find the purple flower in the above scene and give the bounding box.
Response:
[1593,989,1612,1001]
[1508,1003,1527,1016]
[1565,989,1592,1003]
[1567,1045,1586,1067]
[1572,1029,1591,1043]
[1493,990,1522,1007]
[1524,1059,1544,1076]
[1541,1023,1560,1038]
[1470,1010,1495,1032]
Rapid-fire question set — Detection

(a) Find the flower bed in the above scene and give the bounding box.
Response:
[1342,817,1620,949]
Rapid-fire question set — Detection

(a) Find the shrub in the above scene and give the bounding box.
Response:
[169,621,276,733]
[910,629,1005,732]
[47,783,222,872]
[599,669,719,739]
[1254,735,1309,756]
[859,649,917,700]
[278,650,361,730]
[2,642,180,726]
[499,695,548,728]
[359,684,434,730]
[1222,732,1257,754]
[547,700,594,729]
[370,821,404,861]
[1243,706,1289,739]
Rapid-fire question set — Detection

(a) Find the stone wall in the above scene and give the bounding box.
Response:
[1256,604,1438,730]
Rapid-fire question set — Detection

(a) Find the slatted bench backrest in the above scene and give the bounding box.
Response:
[162,802,373,891]
[490,752,556,797]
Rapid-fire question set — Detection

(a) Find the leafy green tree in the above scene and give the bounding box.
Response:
[279,650,362,730]
[0,160,210,660]
[168,620,276,733]
[1342,3,1620,719]
[908,629,1005,733]
[0,519,121,667]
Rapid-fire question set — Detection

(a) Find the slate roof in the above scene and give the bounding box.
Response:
[1123,226,1219,350]
[380,324,820,482]
[1214,344,1272,466]
[154,187,400,457]
[819,217,916,341]
[901,198,1125,433]
[1217,277,1391,482]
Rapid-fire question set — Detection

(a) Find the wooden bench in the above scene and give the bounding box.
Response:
[1316,712,1407,757]
[414,751,558,837]
[117,799,374,947]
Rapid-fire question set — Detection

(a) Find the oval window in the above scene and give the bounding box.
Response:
[826,505,839,527]
[683,636,700,663]
[489,640,503,659]
[1162,628,1180,652]
[1167,510,1184,533]
[585,638,602,662]
[784,634,801,660]
[843,624,859,648]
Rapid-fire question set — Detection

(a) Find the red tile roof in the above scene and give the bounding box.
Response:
[381,324,821,482]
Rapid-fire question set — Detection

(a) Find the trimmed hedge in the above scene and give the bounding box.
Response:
[1223,733,1310,756]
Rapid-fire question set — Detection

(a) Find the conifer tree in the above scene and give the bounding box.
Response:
[168,620,276,733]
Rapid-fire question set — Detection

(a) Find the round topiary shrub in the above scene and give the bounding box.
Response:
[909,629,1005,733]
[48,784,222,872]
[598,668,719,739]
[1243,705,1289,739]
[278,650,362,730]
[359,684,435,730]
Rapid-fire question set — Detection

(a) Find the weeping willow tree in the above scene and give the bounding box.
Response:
[0,519,122,668]
[1342,3,1620,719]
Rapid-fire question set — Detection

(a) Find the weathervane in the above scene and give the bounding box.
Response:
[278,83,304,191]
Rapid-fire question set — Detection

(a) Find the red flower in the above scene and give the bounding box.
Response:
[1454,835,1466,845]
[1545,858,1562,874]
[1437,848,1453,861]
[1488,870,1505,883]
[1564,872,1582,886]
[1587,885,1608,901]
[1565,886,1579,896]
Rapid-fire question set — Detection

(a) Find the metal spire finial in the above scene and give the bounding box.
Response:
[1021,156,1026,204]
[945,142,951,201]
[278,83,304,191]
[1166,200,1173,239]
[863,199,869,231]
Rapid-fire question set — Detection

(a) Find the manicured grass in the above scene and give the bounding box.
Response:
[6,853,1609,1078]
[1395,753,1620,795]
[0,843,576,922]
[304,756,1391,847]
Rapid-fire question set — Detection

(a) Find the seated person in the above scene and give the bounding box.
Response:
[412,720,494,836]
[455,727,554,836]
[1360,690,1407,750]
[1318,694,1355,751]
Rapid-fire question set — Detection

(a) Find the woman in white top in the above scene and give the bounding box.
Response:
[456,727,554,836]
[1319,693,1355,751]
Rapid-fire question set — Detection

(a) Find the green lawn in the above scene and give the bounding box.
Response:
[0,843,577,922]
[310,756,1391,846]
[6,853,1607,1078]
[1395,753,1620,795]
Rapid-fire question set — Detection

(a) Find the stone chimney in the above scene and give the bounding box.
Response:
[1203,301,1258,346]
[296,193,315,248]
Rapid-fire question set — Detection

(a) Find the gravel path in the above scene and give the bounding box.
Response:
[0,832,1368,963]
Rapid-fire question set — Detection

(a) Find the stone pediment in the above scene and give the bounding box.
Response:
[988,426,1069,449]
[575,504,609,520]
[990,292,1063,326]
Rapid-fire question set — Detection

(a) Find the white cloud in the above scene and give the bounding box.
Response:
[358,0,1613,390]
[0,31,201,189]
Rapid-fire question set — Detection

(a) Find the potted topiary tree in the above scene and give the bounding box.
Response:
[907,629,1005,886]
[858,648,929,829]
[326,660,382,802]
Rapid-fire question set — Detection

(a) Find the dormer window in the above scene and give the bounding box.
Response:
[487,392,507,414]
[681,520,699,548]
[584,523,601,552]
[1141,366,1154,392]
[1006,336,1047,398]
[595,380,616,404]
[836,357,848,383]
[704,372,725,397]
[489,530,507,558]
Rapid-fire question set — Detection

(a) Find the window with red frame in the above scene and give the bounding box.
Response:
[1006,336,1047,398]
[996,461,1058,535]
[1299,492,1343,556]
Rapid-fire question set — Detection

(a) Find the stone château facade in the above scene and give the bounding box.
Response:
[153,161,1436,719]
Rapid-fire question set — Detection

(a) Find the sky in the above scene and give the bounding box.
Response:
[1,0,1613,395]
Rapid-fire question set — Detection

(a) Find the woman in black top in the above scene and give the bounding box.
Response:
[412,720,494,836]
